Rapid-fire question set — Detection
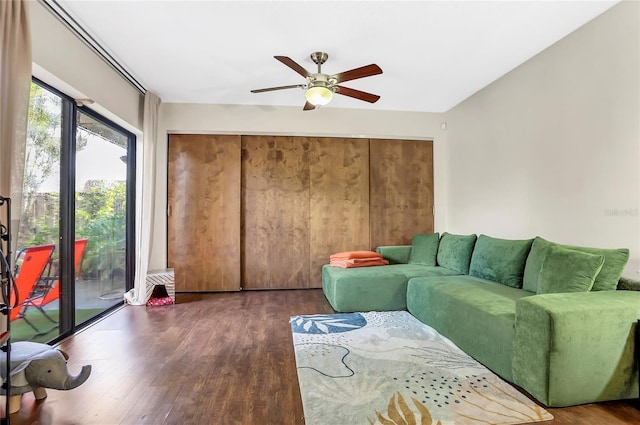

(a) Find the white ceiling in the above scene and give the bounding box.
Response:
[57,0,618,113]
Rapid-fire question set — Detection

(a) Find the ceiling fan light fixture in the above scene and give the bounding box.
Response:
[305,85,333,106]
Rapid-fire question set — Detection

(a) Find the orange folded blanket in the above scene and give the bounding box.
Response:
[330,258,389,268]
[330,250,383,261]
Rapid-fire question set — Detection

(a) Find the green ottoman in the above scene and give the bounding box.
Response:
[322,264,407,312]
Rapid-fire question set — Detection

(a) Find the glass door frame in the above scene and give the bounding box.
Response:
[32,77,136,343]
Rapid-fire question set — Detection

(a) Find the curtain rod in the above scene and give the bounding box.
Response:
[38,0,146,95]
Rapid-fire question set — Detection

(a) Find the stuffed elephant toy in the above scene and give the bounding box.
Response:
[0,341,91,414]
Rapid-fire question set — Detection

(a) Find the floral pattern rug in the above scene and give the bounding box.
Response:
[290,311,552,425]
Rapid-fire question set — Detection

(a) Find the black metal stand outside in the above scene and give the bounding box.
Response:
[0,196,12,425]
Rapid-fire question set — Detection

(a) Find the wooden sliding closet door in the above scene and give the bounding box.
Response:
[242,136,310,289]
[167,134,241,291]
[369,139,434,248]
[309,138,370,286]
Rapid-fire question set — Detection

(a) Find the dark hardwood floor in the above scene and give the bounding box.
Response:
[4,289,640,424]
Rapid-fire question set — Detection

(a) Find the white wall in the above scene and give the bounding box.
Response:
[29,1,143,132]
[444,1,640,276]
[150,104,448,269]
[26,0,448,277]
[35,0,634,278]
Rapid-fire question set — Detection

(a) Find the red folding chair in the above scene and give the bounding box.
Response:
[14,239,88,338]
[9,244,56,327]
[38,239,88,307]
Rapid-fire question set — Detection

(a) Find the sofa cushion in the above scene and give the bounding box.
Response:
[389,264,462,280]
[436,232,477,274]
[407,275,534,381]
[469,235,533,288]
[321,264,461,312]
[523,236,629,292]
[322,265,408,312]
[408,233,439,266]
[537,245,604,294]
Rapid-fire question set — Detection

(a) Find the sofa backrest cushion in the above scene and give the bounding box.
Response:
[408,233,440,266]
[537,245,605,294]
[469,235,534,288]
[523,236,629,292]
[436,232,477,274]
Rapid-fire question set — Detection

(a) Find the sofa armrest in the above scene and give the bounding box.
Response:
[375,245,411,264]
[513,290,640,407]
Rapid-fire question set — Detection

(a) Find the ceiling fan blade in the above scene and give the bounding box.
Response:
[275,56,311,78]
[303,102,316,111]
[335,85,380,103]
[251,84,306,93]
[333,64,382,83]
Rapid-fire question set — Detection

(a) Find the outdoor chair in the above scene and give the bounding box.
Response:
[38,238,88,307]
[12,239,88,338]
[9,244,56,329]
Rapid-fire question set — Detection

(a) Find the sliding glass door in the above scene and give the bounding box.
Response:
[74,110,130,326]
[14,79,135,342]
[15,83,63,341]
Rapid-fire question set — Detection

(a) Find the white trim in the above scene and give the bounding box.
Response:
[38,0,146,94]
[165,130,435,142]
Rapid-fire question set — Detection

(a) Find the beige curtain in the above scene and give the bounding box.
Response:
[124,91,161,305]
[0,0,31,256]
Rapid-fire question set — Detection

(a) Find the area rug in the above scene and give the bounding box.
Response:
[290,311,552,425]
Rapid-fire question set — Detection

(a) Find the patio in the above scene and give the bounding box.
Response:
[10,276,124,343]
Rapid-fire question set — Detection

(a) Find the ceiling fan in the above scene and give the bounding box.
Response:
[251,52,383,111]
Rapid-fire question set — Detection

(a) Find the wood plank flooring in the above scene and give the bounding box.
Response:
[3,289,640,424]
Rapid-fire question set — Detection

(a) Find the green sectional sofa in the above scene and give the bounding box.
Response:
[321,232,639,407]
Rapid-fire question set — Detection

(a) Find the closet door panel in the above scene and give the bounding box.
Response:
[309,138,370,286]
[167,134,241,291]
[370,139,434,249]
[242,136,310,289]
